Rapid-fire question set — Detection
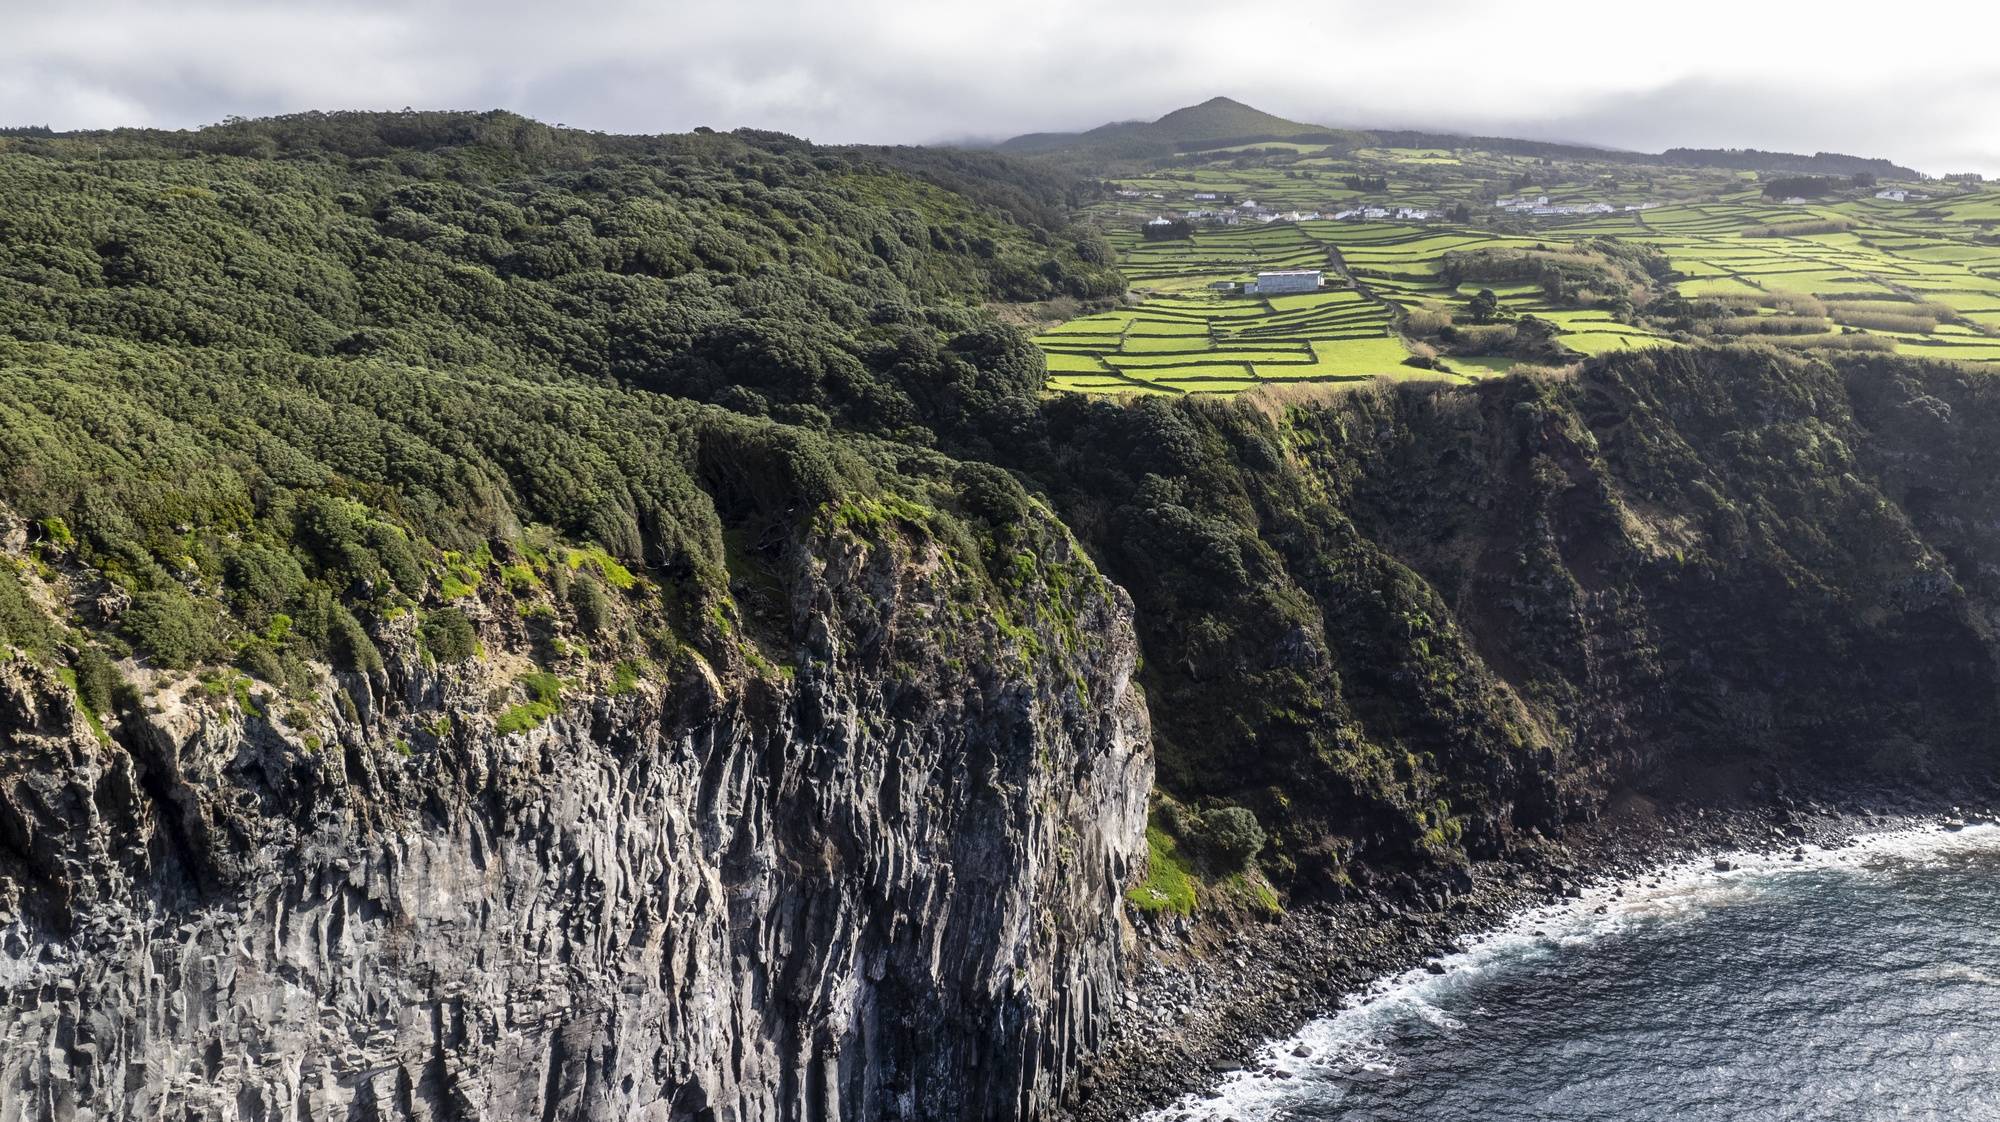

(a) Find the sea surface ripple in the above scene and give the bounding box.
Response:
[1147,824,2000,1121]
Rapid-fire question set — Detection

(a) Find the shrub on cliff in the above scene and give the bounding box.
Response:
[123,590,220,670]
[420,608,479,664]
[70,647,120,715]
[1156,799,1267,873]
[0,568,55,659]
[1195,806,1267,871]
[570,574,612,636]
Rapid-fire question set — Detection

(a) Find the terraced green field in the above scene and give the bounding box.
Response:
[1036,220,1674,393]
[1583,196,2000,363]
[1040,140,2000,395]
[1037,224,1420,393]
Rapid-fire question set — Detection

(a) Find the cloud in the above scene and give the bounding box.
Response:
[1439,75,2000,175]
[2,0,1996,174]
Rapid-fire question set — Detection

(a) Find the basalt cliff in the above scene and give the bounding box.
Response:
[0,503,1149,1121]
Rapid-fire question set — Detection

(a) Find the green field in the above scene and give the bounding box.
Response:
[1036,219,1676,394]
[1039,142,2000,395]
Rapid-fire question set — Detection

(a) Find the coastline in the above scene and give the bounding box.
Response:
[1062,783,1997,1122]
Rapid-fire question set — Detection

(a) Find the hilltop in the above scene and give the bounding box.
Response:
[996,97,1921,179]
[1141,95,1338,143]
[997,95,1366,158]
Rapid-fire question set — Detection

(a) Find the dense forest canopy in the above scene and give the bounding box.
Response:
[0,110,1122,708]
[0,110,1119,438]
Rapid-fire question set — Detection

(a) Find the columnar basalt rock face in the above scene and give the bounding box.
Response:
[0,525,1151,1122]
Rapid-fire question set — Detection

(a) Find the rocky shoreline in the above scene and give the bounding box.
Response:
[1061,781,1999,1122]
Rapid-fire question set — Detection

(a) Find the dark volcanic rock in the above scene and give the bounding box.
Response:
[0,526,1152,1121]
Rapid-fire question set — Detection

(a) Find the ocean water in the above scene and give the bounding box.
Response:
[1148,824,2000,1122]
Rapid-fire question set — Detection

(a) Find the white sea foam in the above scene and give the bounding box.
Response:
[1140,821,2000,1122]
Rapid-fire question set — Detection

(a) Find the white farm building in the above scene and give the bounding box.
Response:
[1247,269,1322,295]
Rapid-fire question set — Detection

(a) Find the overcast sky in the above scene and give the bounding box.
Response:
[6,0,1998,175]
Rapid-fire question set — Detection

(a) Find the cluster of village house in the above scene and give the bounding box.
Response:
[1334,205,1435,221]
[1762,187,1932,206]
[1129,188,1667,228]
[1494,195,1658,216]
[1139,194,1434,228]
[1127,183,1950,233]
[1161,193,1339,224]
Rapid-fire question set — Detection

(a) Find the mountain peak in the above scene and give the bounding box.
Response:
[995,97,1348,155]
[1147,97,1324,141]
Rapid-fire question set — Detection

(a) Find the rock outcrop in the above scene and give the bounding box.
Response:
[0,518,1151,1121]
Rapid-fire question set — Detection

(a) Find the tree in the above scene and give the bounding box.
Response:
[1761,175,1836,200]
[0,569,55,658]
[124,591,219,669]
[1196,806,1266,871]
[1515,315,1559,345]
[420,608,480,663]
[1468,289,1501,324]
[72,647,120,715]
[571,574,612,635]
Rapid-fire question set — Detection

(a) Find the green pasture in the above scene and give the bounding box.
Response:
[1048,156,2000,395]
